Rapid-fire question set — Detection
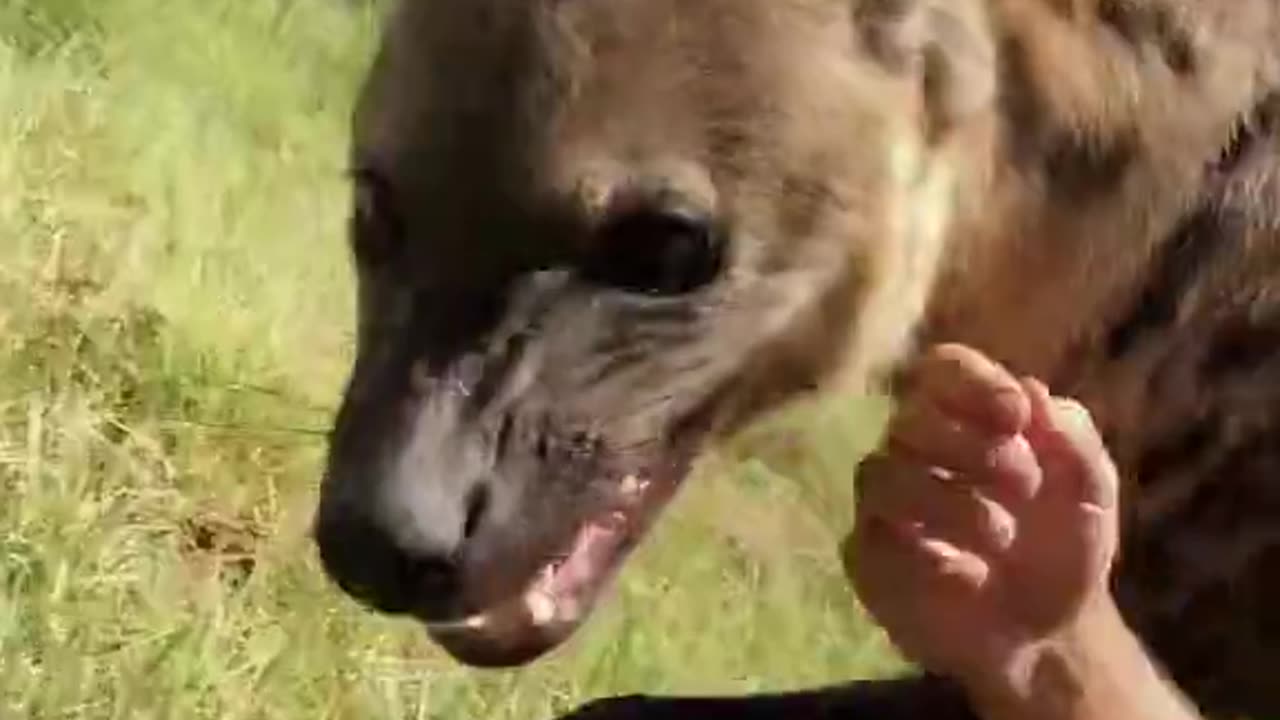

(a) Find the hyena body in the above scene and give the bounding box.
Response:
[314,0,1280,717]
[914,6,1280,714]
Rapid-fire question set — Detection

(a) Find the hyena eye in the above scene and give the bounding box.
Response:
[581,207,726,296]
[349,167,405,266]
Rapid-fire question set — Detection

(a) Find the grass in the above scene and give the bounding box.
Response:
[0,1,909,717]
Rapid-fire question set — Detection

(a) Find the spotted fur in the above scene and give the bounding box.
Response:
[915,6,1280,714]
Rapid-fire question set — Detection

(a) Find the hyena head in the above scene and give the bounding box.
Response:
[315,0,997,667]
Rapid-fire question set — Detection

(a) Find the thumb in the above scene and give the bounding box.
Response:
[1020,377,1118,511]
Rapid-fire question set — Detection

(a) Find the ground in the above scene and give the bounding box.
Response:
[0,1,908,717]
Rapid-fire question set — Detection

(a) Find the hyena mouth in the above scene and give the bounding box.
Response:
[424,446,701,668]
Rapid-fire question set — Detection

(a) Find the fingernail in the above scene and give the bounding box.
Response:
[1054,398,1093,430]
[988,435,1043,502]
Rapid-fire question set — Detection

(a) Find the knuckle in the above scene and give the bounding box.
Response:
[977,497,1015,550]
[887,402,950,455]
[915,345,1029,434]
[918,347,978,392]
[928,342,983,367]
[985,434,1042,497]
[928,343,1003,384]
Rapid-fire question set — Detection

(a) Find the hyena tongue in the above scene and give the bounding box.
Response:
[526,512,631,625]
[524,472,671,625]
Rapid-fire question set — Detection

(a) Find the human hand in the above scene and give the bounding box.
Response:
[842,343,1120,703]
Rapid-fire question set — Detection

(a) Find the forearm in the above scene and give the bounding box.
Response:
[970,601,1202,720]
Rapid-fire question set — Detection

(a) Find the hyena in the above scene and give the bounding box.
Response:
[312,0,1280,717]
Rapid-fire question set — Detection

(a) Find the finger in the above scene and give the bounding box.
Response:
[844,514,991,605]
[905,344,1031,436]
[856,452,1017,556]
[844,519,989,677]
[886,395,1043,505]
[1022,378,1119,510]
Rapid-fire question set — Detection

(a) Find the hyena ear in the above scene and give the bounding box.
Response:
[856,0,996,141]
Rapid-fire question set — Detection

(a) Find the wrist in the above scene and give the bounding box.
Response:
[962,598,1123,720]
[963,597,1200,720]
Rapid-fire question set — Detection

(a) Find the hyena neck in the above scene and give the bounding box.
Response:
[914,116,1268,391]
[912,3,1280,389]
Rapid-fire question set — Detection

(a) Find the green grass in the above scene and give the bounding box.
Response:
[0,1,908,717]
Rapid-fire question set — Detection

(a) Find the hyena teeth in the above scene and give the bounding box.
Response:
[620,475,651,497]
[526,590,557,625]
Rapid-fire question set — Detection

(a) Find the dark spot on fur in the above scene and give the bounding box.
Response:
[1135,411,1220,488]
[1098,0,1197,76]
[1134,435,1280,718]
[1208,431,1280,513]
[1106,203,1240,359]
[462,485,490,540]
[854,0,918,76]
[1216,120,1257,177]
[1170,581,1234,674]
[1199,314,1280,381]
[1044,128,1137,201]
[995,34,1048,172]
[995,33,1135,195]
[1176,432,1274,536]
[706,124,753,173]
[1098,1,1139,41]
[1045,0,1077,20]
[1260,92,1280,135]
[495,413,515,452]
[778,174,831,244]
[855,0,926,75]
[1215,92,1280,176]
[1259,545,1280,642]
[1162,33,1195,75]
[1115,539,1177,619]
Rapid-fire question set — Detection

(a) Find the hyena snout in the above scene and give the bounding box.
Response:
[314,446,495,620]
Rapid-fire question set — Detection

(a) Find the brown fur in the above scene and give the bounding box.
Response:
[315,1,1280,717]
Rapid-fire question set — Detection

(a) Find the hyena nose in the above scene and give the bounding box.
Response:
[314,480,491,620]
